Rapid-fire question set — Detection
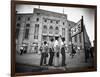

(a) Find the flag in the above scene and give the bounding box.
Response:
[71,19,82,37]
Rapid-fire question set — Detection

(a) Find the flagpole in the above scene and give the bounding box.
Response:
[70,29,73,58]
[38,5,40,9]
[81,16,87,62]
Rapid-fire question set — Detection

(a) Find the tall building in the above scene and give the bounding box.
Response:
[16,8,91,53]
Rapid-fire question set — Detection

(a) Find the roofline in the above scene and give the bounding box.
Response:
[34,8,67,16]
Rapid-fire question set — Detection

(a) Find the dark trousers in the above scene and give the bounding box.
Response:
[61,47,66,66]
[40,53,46,65]
[62,54,66,66]
[48,51,54,66]
[90,48,93,58]
[20,49,23,55]
[85,49,89,62]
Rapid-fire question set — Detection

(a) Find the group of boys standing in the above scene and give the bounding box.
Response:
[40,36,67,67]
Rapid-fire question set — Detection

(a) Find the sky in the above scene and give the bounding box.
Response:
[16,4,95,46]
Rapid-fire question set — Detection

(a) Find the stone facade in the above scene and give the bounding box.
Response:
[16,8,91,53]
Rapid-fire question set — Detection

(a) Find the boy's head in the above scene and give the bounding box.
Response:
[62,37,65,42]
[55,37,59,40]
[51,38,54,42]
[44,41,47,45]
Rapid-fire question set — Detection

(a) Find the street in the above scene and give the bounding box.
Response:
[16,51,94,69]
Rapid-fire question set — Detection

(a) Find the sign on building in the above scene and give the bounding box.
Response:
[71,19,82,37]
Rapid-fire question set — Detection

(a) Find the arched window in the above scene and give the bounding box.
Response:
[55,26,59,34]
[44,25,47,29]
[34,24,39,39]
[26,24,30,27]
[24,24,30,39]
[50,26,53,29]
[49,26,53,34]
[55,26,59,30]
[27,17,30,21]
[42,25,47,33]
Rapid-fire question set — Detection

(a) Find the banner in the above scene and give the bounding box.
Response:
[71,19,82,37]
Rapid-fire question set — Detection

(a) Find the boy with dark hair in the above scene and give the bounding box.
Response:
[40,41,48,66]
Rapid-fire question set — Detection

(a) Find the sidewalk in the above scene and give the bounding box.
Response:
[16,51,94,69]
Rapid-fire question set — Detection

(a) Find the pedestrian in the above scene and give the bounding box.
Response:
[77,46,80,55]
[39,43,43,54]
[85,47,89,62]
[61,37,66,66]
[71,46,76,58]
[20,46,24,55]
[70,44,76,58]
[54,37,60,67]
[48,38,54,66]
[89,47,94,58]
[40,41,48,66]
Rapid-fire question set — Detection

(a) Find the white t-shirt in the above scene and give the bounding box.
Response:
[61,41,64,46]
[20,46,23,50]
[49,41,54,48]
[54,40,59,47]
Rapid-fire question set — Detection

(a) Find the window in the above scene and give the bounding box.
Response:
[34,24,39,39]
[55,27,59,30]
[27,17,30,21]
[56,21,59,24]
[55,26,59,34]
[44,19,47,22]
[50,20,53,23]
[42,25,47,33]
[24,24,30,39]
[63,22,65,25]
[49,26,53,34]
[44,25,47,29]
[37,13,40,15]
[74,35,77,42]
[36,18,39,22]
[24,29,29,39]
[50,26,53,29]
[42,36,47,41]
[16,23,20,39]
[26,24,30,27]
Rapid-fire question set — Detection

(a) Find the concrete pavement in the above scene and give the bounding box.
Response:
[16,51,94,70]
